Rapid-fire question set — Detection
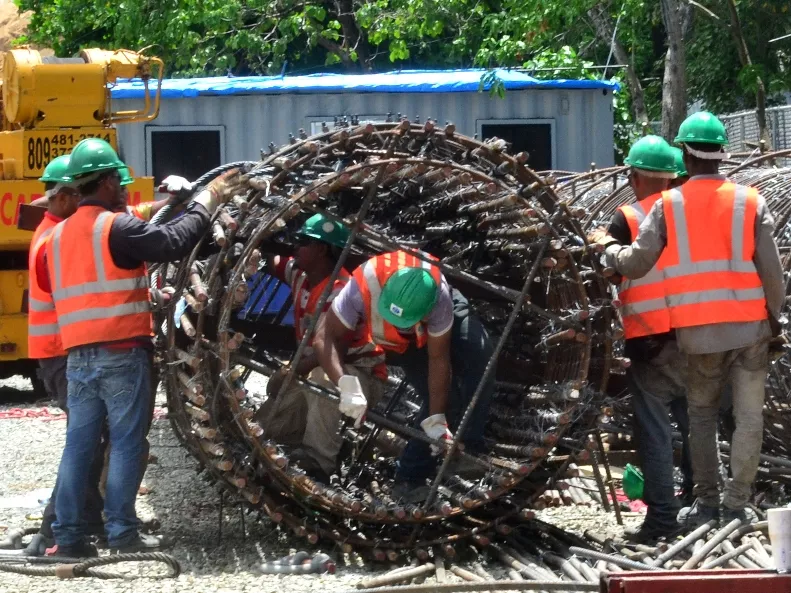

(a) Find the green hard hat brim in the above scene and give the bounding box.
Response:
[674,133,728,146]
[39,156,72,183]
[378,296,427,328]
[623,158,677,174]
[295,229,346,249]
[378,269,439,329]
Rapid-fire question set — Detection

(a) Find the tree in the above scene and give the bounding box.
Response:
[15,0,791,158]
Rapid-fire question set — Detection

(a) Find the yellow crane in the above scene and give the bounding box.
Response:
[0,47,163,394]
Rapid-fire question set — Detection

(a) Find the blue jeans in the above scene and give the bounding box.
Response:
[391,289,495,482]
[630,340,689,526]
[53,346,151,548]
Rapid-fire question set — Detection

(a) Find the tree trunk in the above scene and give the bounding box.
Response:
[587,3,650,126]
[725,0,771,149]
[659,0,689,141]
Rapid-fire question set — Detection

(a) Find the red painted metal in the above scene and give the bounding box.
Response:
[602,569,791,593]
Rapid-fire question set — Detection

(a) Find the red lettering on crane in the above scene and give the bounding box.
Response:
[0,192,11,225]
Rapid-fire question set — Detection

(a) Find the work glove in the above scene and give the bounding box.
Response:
[193,169,245,214]
[158,175,194,205]
[587,226,620,249]
[338,374,367,429]
[420,413,453,456]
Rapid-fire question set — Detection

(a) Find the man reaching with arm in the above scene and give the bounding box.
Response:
[314,250,495,503]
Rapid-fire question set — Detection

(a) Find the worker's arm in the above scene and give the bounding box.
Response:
[315,279,364,383]
[607,210,631,245]
[753,197,785,322]
[314,308,351,385]
[107,202,211,269]
[603,200,667,279]
[426,330,452,416]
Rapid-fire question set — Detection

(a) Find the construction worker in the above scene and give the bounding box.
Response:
[314,250,495,503]
[45,138,242,557]
[606,136,690,543]
[256,214,387,483]
[24,156,195,555]
[591,112,784,528]
[24,156,105,554]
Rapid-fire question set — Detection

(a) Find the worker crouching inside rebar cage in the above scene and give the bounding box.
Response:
[248,214,497,503]
[313,248,496,503]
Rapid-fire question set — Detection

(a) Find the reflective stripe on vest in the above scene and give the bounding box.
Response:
[27,219,66,358]
[47,206,152,349]
[354,250,442,354]
[289,262,386,378]
[661,181,767,328]
[617,196,672,339]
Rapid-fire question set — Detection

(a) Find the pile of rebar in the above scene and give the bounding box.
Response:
[150,117,791,557]
[148,119,625,555]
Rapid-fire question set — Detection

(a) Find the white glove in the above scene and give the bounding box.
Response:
[338,374,367,428]
[159,175,194,194]
[420,413,453,456]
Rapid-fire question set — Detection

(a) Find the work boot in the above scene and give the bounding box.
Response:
[623,520,684,544]
[677,488,695,508]
[677,498,719,530]
[721,505,758,526]
[110,533,171,554]
[51,541,98,559]
[24,533,54,557]
[391,480,430,504]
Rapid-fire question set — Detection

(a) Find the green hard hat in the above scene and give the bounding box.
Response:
[623,463,644,501]
[378,266,438,329]
[674,111,728,146]
[39,155,72,183]
[118,166,134,186]
[65,137,127,181]
[671,147,687,177]
[624,135,677,174]
[296,214,350,249]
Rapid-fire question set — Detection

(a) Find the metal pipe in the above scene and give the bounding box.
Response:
[568,547,660,572]
[650,520,717,567]
[345,582,599,593]
[681,519,743,570]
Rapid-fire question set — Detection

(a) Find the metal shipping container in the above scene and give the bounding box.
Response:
[111,69,617,181]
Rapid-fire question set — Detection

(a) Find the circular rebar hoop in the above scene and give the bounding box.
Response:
[152,120,620,554]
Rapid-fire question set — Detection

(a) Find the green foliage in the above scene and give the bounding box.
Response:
[15,0,791,161]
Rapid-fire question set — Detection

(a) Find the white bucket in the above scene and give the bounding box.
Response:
[768,508,791,572]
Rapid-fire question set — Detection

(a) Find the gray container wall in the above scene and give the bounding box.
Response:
[114,87,613,176]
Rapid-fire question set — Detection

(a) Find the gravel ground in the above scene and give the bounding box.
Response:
[0,374,641,592]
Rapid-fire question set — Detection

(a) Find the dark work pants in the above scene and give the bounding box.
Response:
[389,289,496,482]
[37,356,106,539]
[39,351,157,540]
[629,341,689,527]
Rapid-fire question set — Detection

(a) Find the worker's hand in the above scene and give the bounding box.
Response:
[587,226,619,249]
[159,175,194,205]
[193,169,245,213]
[266,367,289,398]
[338,374,367,429]
[420,413,453,456]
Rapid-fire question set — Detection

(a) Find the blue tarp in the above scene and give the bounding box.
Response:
[111,68,619,99]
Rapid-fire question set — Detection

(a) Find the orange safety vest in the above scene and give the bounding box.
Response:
[46,205,152,350]
[662,179,768,328]
[617,195,672,339]
[27,215,66,358]
[285,259,387,379]
[354,250,442,354]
